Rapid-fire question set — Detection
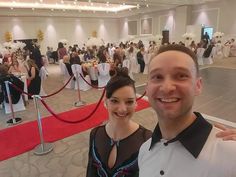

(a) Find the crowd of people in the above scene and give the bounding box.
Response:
[1,39,236,176]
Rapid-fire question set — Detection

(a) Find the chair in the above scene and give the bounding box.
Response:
[123,59,133,79]
[71,64,91,91]
[39,66,48,96]
[203,47,214,65]
[129,53,140,74]
[143,53,151,74]
[3,81,25,114]
[59,60,75,89]
[196,48,205,66]
[97,63,110,88]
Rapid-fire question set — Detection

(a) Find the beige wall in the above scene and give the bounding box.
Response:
[0,17,119,54]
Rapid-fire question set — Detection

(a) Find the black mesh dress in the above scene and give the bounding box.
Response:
[86,125,152,177]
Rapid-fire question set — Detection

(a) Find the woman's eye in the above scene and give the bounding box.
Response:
[126,100,134,105]
[110,99,118,103]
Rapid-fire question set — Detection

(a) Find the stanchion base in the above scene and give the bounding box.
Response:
[34,143,53,155]
[7,117,22,125]
[74,101,86,107]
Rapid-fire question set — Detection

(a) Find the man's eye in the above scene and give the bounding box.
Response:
[177,73,188,79]
[151,74,163,80]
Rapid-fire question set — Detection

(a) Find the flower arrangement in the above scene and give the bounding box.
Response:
[4,31,13,42]
[86,37,105,47]
[182,33,195,40]
[1,41,26,58]
[213,32,224,39]
[37,29,44,41]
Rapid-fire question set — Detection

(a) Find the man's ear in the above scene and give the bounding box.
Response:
[195,77,202,96]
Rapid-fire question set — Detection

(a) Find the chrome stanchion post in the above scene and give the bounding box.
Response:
[33,95,53,155]
[4,81,22,125]
[74,72,85,107]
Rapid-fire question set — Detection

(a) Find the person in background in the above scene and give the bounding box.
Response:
[57,42,67,62]
[8,53,21,74]
[46,46,52,63]
[138,44,236,177]
[62,55,73,77]
[86,67,152,177]
[69,48,81,65]
[202,31,210,46]
[30,43,43,69]
[136,45,145,73]
[25,59,41,99]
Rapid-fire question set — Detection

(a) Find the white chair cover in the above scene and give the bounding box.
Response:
[214,43,223,59]
[97,63,110,88]
[4,96,25,114]
[3,82,25,114]
[39,66,47,96]
[59,61,75,89]
[143,53,151,74]
[196,48,205,66]
[122,59,133,79]
[203,48,214,65]
[71,64,91,91]
[129,53,140,73]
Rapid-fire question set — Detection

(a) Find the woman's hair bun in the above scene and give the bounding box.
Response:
[110,67,129,78]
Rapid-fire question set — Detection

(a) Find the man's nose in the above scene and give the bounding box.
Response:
[159,78,176,93]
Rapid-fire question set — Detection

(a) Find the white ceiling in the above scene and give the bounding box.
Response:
[0,0,222,18]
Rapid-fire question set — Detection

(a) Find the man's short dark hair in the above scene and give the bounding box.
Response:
[154,44,199,76]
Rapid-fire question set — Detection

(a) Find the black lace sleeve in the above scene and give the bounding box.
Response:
[86,128,98,177]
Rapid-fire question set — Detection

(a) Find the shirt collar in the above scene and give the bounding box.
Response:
[149,112,212,158]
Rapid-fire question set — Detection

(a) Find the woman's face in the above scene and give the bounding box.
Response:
[105,86,136,122]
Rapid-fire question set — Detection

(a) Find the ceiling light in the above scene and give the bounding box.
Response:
[0,1,136,12]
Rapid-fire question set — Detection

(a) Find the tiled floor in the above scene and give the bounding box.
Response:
[0,57,236,177]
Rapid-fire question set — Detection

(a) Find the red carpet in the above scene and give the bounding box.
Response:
[0,99,149,161]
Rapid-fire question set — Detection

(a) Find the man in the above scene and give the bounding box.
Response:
[138,44,236,177]
[203,32,210,43]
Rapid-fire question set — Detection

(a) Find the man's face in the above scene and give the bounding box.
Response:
[146,51,202,121]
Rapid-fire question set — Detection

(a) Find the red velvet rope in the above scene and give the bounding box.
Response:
[136,91,146,101]
[10,75,74,99]
[79,73,105,89]
[39,88,106,123]
[41,75,74,98]
[79,73,146,100]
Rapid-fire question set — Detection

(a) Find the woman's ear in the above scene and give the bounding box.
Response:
[104,99,107,108]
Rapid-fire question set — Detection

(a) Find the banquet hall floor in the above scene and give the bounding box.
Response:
[0,57,236,177]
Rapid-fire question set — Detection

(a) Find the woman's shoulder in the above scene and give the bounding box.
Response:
[138,125,152,140]
[90,125,106,137]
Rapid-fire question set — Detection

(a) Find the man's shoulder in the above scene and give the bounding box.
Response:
[139,138,152,153]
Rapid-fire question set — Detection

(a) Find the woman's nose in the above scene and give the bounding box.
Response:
[117,102,127,112]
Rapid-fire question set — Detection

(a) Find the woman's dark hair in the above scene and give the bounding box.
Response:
[58,42,64,49]
[105,67,135,99]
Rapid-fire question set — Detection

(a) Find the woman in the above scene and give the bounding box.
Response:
[25,59,41,98]
[57,42,67,62]
[86,67,152,177]
[8,53,21,74]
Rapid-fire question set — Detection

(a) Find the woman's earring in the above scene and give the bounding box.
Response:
[104,101,107,108]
